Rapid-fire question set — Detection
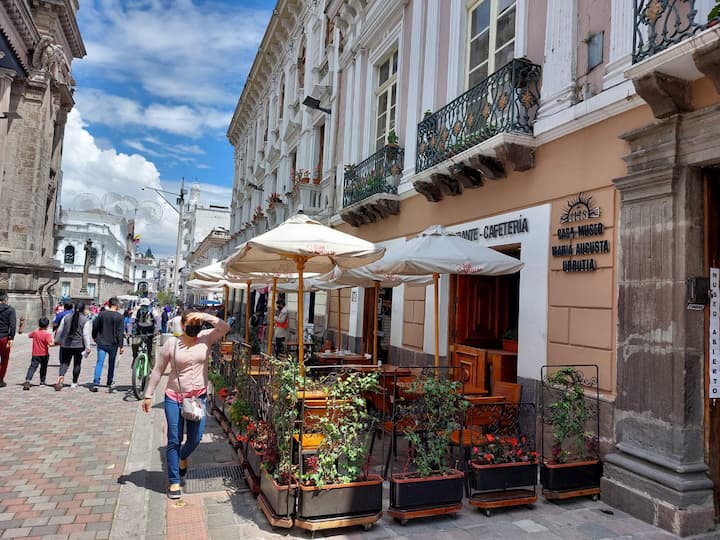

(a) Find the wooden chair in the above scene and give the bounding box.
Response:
[491,381,522,435]
[450,396,506,447]
[295,398,328,462]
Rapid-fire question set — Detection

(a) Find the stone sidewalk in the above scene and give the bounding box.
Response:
[0,333,138,539]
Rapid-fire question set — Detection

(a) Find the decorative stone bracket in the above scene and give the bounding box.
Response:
[339,194,399,228]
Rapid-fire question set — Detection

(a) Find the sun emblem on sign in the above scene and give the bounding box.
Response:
[560,192,601,223]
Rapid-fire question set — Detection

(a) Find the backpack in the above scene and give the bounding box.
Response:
[136,307,154,328]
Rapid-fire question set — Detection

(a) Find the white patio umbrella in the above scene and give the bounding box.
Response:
[225,213,385,375]
[370,224,524,368]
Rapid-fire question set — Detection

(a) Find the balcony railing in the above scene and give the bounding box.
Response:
[342,145,404,207]
[633,0,719,63]
[415,58,541,174]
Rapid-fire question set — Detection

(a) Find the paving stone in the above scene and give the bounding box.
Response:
[28,524,59,536]
[0,527,32,538]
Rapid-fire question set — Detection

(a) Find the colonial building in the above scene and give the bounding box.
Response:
[0,0,85,320]
[54,209,135,303]
[228,1,720,534]
[133,252,157,297]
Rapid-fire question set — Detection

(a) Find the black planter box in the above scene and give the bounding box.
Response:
[390,470,464,510]
[246,445,266,480]
[260,471,297,517]
[469,461,537,492]
[541,460,602,492]
[297,475,383,520]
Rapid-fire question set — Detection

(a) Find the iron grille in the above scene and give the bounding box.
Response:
[633,0,718,63]
[342,145,404,208]
[415,58,541,174]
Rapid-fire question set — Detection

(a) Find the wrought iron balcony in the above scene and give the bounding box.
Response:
[633,0,719,63]
[342,145,404,208]
[415,58,541,174]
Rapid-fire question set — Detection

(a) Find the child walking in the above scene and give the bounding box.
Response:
[23,317,55,389]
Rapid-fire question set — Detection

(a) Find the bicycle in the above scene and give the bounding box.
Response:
[131,336,154,400]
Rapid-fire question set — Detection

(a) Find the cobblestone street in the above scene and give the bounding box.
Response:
[1,334,719,539]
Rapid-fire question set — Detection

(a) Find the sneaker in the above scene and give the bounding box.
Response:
[167,485,181,499]
[107,384,114,393]
[22,381,30,391]
[0,381,6,388]
[70,383,78,389]
[54,380,63,391]
[40,380,46,385]
[91,385,99,393]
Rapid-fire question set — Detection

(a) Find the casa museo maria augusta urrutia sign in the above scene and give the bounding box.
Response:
[551,193,610,272]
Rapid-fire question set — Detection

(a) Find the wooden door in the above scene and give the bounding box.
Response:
[361,287,374,355]
[455,275,514,348]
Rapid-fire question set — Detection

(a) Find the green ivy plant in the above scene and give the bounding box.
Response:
[266,356,300,484]
[709,1,720,21]
[302,371,379,488]
[545,367,594,464]
[208,369,227,392]
[401,373,468,477]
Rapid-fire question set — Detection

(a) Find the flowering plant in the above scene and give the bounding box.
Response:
[253,205,265,220]
[291,168,310,185]
[470,434,538,465]
[267,192,282,206]
[244,419,273,453]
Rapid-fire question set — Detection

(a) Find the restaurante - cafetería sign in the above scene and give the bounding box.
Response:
[551,193,610,272]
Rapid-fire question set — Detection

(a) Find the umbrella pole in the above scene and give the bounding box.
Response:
[267,277,277,356]
[337,289,341,350]
[245,280,252,344]
[434,272,440,373]
[223,285,229,321]
[374,281,379,365]
[297,258,306,377]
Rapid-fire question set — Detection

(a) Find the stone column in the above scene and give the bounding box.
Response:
[605,118,715,537]
[402,0,425,176]
[538,0,577,118]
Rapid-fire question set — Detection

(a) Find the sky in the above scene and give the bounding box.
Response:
[60,0,275,257]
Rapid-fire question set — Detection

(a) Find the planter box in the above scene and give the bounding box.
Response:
[540,460,602,492]
[260,471,297,517]
[246,444,267,480]
[469,461,537,492]
[297,474,383,520]
[501,339,518,352]
[390,469,464,510]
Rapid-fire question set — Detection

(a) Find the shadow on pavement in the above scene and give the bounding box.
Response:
[117,469,167,495]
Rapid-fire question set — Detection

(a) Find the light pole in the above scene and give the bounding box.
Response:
[142,178,186,296]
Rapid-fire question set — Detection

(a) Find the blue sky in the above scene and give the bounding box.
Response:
[60,0,275,256]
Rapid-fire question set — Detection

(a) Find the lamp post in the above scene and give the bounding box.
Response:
[79,238,93,294]
[141,178,186,296]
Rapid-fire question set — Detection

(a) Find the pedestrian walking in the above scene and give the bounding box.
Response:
[0,290,17,387]
[23,317,56,389]
[274,298,289,356]
[123,309,132,346]
[54,303,90,390]
[91,296,125,392]
[52,302,73,332]
[142,310,231,499]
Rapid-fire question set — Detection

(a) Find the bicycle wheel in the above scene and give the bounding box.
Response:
[132,353,148,400]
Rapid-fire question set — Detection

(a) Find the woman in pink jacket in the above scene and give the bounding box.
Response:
[142,310,230,499]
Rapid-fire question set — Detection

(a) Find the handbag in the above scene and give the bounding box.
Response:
[171,341,205,422]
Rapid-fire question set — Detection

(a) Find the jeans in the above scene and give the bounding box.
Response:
[164,394,206,485]
[26,355,49,382]
[93,344,118,386]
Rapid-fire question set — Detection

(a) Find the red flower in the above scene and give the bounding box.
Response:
[510,437,518,447]
[218,387,228,399]
[486,434,496,443]
[236,434,247,443]
[484,453,493,463]
[472,446,479,455]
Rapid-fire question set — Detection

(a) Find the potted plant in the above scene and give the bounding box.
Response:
[468,433,538,493]
[709,1,720,24]
[258,356,299,525]
[295,370,383,528]
[312,167,322,185]
[502,328,518,352]
[296,168,310,183]
[245,419,274,486]
[541,366,602,498]
[388,372,467,522]
[387,129,399,146]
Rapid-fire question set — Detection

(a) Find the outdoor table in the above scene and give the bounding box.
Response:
[313,350,370,365]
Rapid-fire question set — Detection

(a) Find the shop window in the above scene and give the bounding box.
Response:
[467,0,516,89]
[64,245,75,264]
[375,50,398,150]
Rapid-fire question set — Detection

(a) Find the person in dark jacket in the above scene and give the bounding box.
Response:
[54,303,89,391]
[0,291,17,387]
[91,296,125,392]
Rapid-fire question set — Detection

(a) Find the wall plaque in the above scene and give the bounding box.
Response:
[551,193,610,273]
[709,268,719,399]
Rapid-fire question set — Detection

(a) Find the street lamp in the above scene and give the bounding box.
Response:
[80,238,93,294]
[302,96,331,115]
[141,179,186,296]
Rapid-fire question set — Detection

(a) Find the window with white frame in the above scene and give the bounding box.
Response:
[375,50,398,151]
[61,281,70,297]
[467,0,516,89]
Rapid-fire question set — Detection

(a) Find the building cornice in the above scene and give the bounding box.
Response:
[0,0,39,70]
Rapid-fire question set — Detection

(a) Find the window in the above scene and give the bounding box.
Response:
[61,281,70,297]
[375,50,398,150]
[142,270,147,279]
[89,247,98,265]
[279,76,285,121]
[63,245,75,264]
[298,43,306,91]
[88,283,96,298]
[587,31,604,72]
[467,0,516,88]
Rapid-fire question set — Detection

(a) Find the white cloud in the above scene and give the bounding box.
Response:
[61,109,180,256]
[76,89,231,137]
[76,1,270,107]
